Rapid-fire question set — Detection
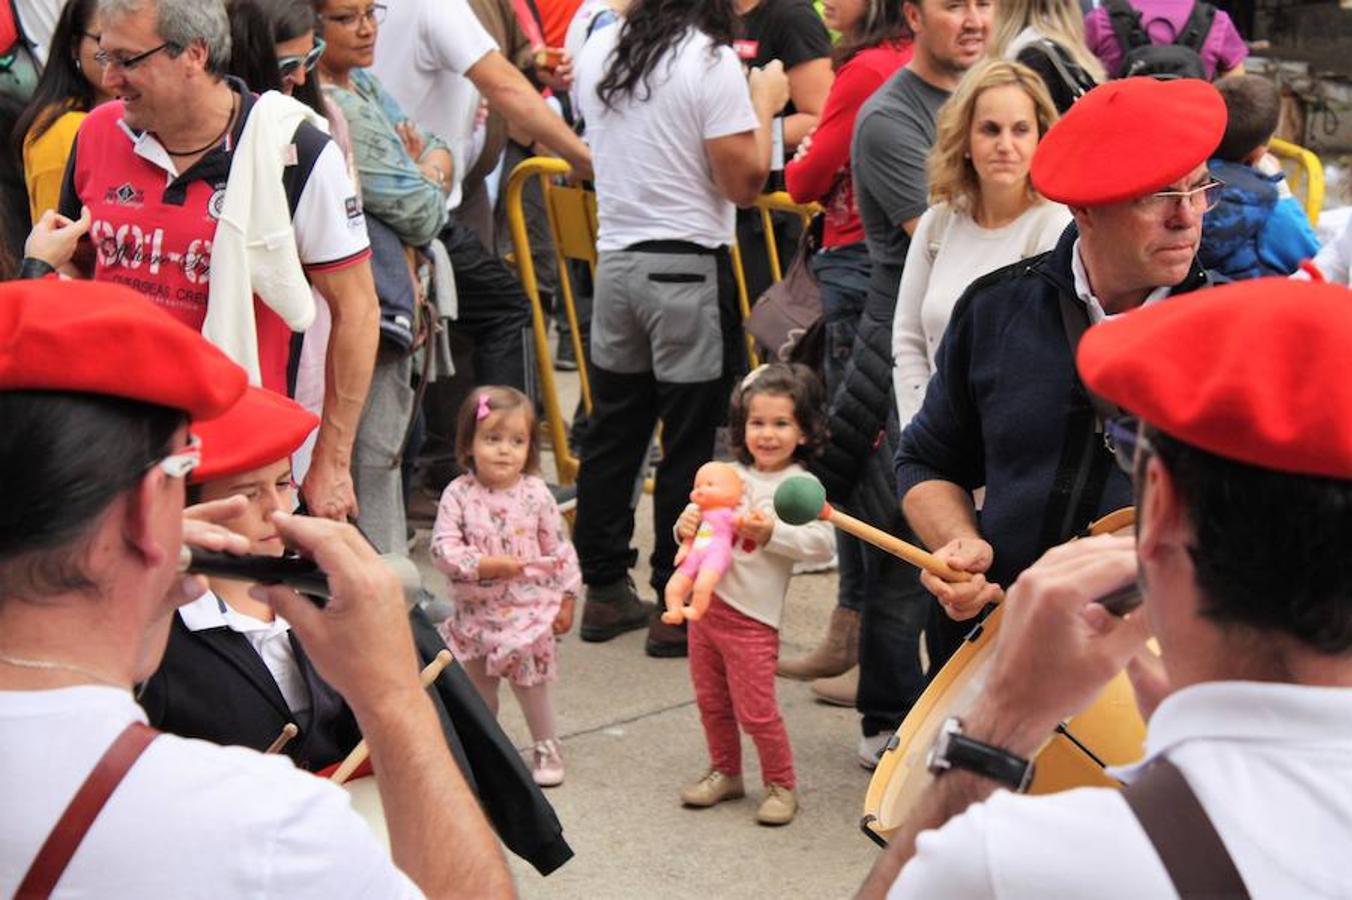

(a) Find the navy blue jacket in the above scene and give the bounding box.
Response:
[895,224,1209,587]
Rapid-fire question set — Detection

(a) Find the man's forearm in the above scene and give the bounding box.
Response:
[858,696,1051,899]
[902,480,982,551]
[355,689,513,898]
[312,266,380,468]
[471,53,591,171]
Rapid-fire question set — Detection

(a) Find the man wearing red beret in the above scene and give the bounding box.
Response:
[0,281,511,897]
[862,278,1352,896]
[895,77,1229,621]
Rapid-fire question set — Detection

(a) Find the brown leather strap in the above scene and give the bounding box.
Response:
[15,722,159,900]
[1123,759,1251,899]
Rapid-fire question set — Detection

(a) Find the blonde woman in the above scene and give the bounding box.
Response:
[991,0,1104,112]
[892,60,1071,431]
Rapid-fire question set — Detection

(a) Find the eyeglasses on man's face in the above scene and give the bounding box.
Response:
[1104,416,1155,476]
[278,37,326,79]
[1136,179,1225,217]
[93,40,178,72]
[319,3,386,29]
[149,433,202,480]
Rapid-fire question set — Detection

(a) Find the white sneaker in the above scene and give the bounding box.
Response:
[857,732,892,771]
[531,739,565,787]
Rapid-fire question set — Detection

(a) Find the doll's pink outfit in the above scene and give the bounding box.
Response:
[676,506,738,579]
[431,473,581,686]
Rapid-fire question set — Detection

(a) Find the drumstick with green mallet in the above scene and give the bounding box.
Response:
[773,476,970,583]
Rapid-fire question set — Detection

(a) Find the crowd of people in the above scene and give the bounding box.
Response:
[2,0,1351,894]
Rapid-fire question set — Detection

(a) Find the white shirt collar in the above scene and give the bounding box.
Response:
[1111,680,1352,781]
[1070,238,1171,324]
[178,590,290,639]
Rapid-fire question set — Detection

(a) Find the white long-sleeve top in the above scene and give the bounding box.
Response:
[205,91,325,384]
[675,462,835,630]
[892,201,1072,431]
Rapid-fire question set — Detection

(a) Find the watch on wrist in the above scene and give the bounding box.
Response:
[926,716,1034,792]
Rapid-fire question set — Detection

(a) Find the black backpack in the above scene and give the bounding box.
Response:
[1104,0,1216,81]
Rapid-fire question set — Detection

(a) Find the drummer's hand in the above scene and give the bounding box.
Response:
[980,534,1151,753]
[251,512,422,714]
[922,537,1002,620]
[171,495,251,602]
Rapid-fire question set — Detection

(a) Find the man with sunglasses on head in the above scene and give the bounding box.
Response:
[895,76,1227,625]
[56,0,380,527]
[863,275,1352,897]
[0,280,512,898]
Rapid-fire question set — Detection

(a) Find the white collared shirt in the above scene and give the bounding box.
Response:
[0,687,422,897]
[1071,238,1172,324]
[890,681,1352,898]
[179,591,310,718]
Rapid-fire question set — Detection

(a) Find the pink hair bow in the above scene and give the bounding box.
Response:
[476,393,492,420]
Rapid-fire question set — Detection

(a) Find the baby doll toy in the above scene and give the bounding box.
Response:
[661,461,744,625]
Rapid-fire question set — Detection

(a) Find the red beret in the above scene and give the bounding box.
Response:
[191,386,319,484]
[0,279,246,420]
[1032,78,1226,207]
[1077,279,1352,479]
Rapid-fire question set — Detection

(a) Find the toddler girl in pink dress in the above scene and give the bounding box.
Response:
[431,386,580,787]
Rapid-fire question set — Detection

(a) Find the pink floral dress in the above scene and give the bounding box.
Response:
[430,474,581,686]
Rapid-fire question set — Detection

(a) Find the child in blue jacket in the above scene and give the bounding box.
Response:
[1201,76,1320,280]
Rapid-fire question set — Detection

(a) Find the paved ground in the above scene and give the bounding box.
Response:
[410,368,883,899]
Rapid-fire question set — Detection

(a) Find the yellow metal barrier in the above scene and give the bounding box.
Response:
[1269,137,1324,225]
[503,156,584,485]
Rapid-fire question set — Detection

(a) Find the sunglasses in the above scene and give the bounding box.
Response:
[278,37,326,80]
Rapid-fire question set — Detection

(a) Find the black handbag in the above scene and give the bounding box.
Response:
[745,216,823,365]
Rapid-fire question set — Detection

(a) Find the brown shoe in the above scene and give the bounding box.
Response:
[645,613,688,658]
[680,770,745,807]
[756,784,798,826]
[777,607,860,680]
[580,578,654,643]
[810,666,858,707]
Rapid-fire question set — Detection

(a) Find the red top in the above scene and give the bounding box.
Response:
[784,41,911,248]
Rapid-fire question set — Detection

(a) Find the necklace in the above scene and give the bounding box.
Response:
[0,653,128,689]
[160,91,238,157]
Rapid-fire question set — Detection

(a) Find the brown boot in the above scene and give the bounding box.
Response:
[810,666,858,707]
[777,607,859,680]
[580,577,654,642]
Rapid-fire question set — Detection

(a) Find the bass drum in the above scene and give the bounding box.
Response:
[342,774,391,853]
[861,508,1145,846]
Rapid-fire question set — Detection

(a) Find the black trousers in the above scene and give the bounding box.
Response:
[438,216,536,394]
[573,245,742,594]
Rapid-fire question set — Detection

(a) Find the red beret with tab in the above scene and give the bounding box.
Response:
[0,279,246,420]
[1032,77,1226,207]
[1077,279,1352,479]
[191,386,319,484]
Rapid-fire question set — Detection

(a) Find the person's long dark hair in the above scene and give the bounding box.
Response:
[13,0,100,148]
[833,0,911,69]
[595,0,738,109]
[0,93,31,271]
[227,0,326,118]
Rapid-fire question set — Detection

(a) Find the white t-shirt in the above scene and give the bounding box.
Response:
[892,201,1071,429]
[371,0,498,211]
[564,0,621,111]
[14,0,59,64]
[577,26,759,251]
[0,686,422,898]
[890,681,1352,899]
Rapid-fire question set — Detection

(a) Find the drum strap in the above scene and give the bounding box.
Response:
[15,722,159,900]
[1122,759,1251,899]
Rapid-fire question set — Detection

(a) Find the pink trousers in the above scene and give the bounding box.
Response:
[687,595,795,788]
